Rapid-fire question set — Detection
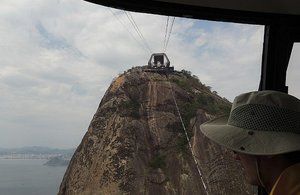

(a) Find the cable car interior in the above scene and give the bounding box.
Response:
[84,1,300,194]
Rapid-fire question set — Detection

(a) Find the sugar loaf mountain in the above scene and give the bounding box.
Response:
[58,55,256,195]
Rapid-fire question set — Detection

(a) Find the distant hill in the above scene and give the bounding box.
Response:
[44,156,70,166]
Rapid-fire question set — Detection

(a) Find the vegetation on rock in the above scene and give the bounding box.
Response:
[149,153,166,169]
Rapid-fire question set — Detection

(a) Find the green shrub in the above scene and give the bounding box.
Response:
[119,100,141,118]
[149,154,166,169]
[176,135,188,151]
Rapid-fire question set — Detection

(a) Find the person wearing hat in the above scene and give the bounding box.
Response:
[200,90,300,195]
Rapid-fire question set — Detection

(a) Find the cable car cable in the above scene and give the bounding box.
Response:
[108,9,149,53]
[163,16,169,52]
[124,11,152,54]
[126,11,152,54]
[167,78,210,195]
[164,17,175,52]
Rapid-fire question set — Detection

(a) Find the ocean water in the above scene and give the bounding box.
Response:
[0,159,67,195]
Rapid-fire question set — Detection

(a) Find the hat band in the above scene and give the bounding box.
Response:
[228,104,300,134]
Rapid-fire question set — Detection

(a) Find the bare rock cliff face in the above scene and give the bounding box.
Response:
[58,68,256,195]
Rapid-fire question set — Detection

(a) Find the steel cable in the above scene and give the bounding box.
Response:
[164,17,175,52]
[124,11,152,54]
[163,16,169,51]
[167,79,210,195]
[108,9,149,53]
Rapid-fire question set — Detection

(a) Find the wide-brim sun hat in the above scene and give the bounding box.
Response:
[200,90,300,155]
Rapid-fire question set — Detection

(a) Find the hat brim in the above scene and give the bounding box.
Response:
[200,115,300,155]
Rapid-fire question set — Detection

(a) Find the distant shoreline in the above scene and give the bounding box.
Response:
[0,146,75,161]
[0,157,49,160]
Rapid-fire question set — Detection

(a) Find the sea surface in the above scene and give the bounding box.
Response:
[0,159,67,195]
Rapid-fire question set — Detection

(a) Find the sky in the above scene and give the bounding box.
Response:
[0,0,299,149]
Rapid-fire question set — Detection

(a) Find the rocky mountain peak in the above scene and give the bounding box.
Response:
[58,67,255,195]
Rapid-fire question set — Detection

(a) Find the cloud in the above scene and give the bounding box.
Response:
[0,0,276,148]
[165,19,264,100]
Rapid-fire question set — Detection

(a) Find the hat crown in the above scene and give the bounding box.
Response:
[232,90,300,112]
[229,90,300,133]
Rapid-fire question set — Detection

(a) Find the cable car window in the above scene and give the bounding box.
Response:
[0,1,265,194]
[286,43,300,99]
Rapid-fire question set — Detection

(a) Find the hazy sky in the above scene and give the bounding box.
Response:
[0,0,299,148]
